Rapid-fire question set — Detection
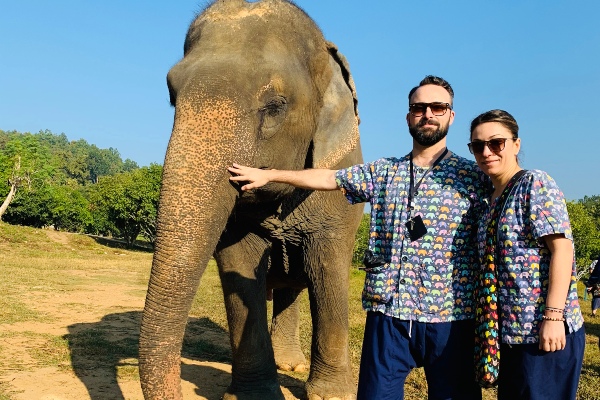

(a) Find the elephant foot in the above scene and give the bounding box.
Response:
[222,381,285,400]
[276,359,308,372]
[274,347,308,372]
[222,385,285,400]
[307,396,356,400]
[305,379,356,400]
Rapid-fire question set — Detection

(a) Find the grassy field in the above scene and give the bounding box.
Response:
[0,222,599,399]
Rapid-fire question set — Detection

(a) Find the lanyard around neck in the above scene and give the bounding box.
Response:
[408,148,448,211]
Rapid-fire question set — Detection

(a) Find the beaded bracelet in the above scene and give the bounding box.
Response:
[545,306,564,314]
[542,315,565,322]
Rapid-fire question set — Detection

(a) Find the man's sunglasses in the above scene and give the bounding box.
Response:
[467,138,516,155]
[408,102,452,117]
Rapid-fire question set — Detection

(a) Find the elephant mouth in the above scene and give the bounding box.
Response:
[228,165,285,197]
[233,183,294,205]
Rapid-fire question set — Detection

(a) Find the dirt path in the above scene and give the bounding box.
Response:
[0,232,304,400]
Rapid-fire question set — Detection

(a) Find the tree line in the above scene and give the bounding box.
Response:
[2,129,600,269]
[0,129,160,247]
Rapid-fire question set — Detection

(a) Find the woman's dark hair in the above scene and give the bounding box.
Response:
[469,109,519,139]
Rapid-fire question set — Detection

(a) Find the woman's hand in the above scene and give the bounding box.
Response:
[539,319,567,352]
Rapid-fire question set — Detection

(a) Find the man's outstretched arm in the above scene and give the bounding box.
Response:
[228,163,338,191]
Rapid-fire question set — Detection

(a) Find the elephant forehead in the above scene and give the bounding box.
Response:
[205,7,272,21]
[178,93,238,118]
[173,97,252,145]
[189,1,320,53]
[200,1,293,23]
[257,77,285,97]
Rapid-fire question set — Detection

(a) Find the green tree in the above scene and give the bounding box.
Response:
[122,158,140,173]
[4,184,91,231]
[0,156,31,221]
[87,164,162,247]
[45,186,92,232]
[567,200,600,272]
[352,213,370,266]
[580,195,600,231]
[0,129,143,230]
[0,131,56,186]
[0,132,55,220]
[59,139,93,185]
[87,146,123,184]
[128,164,162,245]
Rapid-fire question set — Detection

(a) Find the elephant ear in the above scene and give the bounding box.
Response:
[312,41,360,169]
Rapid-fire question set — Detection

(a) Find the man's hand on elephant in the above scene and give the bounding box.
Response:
[229,163,340,191]
[228,164,271,191]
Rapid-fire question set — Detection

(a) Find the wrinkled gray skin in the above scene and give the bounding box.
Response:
[138,0,363,399]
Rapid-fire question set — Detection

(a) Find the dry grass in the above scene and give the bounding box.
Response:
[0,222,599,399]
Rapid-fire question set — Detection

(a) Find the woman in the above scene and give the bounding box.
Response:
[468,109,585,399]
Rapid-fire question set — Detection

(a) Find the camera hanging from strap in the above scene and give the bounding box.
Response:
[405,148,448,241]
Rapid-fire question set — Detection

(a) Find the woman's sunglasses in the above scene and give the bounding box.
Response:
[467,138,516,155]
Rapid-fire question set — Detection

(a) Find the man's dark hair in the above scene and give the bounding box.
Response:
[408,75,454,103]
[469,109,519,139]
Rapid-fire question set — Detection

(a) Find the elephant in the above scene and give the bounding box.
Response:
[138,0,363,399]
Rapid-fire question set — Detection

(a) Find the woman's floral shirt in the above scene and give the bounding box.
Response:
[475,169,584,344]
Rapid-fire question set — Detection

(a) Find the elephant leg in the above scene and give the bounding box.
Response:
[304,242,356,400]
[271,288,308,372]
[215,232,285,400]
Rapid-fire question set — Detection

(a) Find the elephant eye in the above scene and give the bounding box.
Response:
[258,96,287,138]
[262,97,287,116]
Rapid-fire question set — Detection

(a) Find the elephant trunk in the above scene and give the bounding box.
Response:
[139,96,254,399]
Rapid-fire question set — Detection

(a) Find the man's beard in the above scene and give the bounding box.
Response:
[408,118,449,147]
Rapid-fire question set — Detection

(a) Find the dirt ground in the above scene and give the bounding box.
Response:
[0,231,304,400]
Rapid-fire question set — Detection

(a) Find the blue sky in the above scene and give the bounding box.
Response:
[1,1,599,200]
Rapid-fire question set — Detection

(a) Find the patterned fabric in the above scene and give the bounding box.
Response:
[592,284,600,298]
[474,170,525,388]
[475,170,584,344]
[335,152,488,322]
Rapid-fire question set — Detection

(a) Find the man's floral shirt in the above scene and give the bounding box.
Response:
[335,153,488,322]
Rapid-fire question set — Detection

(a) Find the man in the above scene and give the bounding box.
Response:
[229,76,486,399]
[586,255,600,309]
[583,259,598,300]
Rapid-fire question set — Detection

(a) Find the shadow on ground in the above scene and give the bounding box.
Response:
[88,235,154,253]
[65,312,305,400]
